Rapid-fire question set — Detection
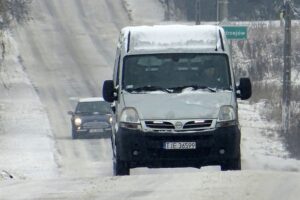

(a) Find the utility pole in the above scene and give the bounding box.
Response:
[195,0,201,25]
[282,0,292,134]
[217,0,229,22]
[165,0,170,21]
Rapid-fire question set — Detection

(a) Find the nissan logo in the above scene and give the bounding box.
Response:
[174,121,183,130]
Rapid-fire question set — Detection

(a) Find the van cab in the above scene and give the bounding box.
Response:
[103,25,251,176]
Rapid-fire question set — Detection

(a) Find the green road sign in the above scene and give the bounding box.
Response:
[222,26,247,40]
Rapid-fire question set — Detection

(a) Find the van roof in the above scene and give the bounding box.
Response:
[120,25,227,53]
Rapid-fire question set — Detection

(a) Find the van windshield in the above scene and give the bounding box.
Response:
[123,54,232,93]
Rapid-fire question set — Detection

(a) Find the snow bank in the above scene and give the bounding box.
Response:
[0,32,58,180]
[239,101,300,171]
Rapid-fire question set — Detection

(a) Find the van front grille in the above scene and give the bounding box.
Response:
[145,121,174,129]
[143,119,214,132]
[183,120,213,129]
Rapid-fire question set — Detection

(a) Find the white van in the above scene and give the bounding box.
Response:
[103,25,251,176]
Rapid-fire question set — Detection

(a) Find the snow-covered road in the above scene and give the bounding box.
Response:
[11,0,129,178]
[1,0,300,199]
[1,171,300,200]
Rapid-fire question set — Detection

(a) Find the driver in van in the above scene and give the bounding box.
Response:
[201,65,223,88]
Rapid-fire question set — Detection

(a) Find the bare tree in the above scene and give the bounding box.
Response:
[0,0,31,29]
[0,0,31,61]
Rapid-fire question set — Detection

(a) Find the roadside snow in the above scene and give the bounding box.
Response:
[239,101,300,171]
[124,0,165,23]
[0,32,58,180]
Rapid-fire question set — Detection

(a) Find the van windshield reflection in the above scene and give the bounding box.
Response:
[123,53,232,93]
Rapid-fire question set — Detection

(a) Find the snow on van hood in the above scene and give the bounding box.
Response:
[122,90,233,120]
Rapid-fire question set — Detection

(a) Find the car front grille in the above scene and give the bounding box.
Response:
[82,121,110,129]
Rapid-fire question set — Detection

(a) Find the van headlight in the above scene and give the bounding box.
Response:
[74,117,82,126]
[120,108,141,130]
[216,105,236,127]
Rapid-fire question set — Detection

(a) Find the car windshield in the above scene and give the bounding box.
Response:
[75,101,111,114]
[123,53,232,93]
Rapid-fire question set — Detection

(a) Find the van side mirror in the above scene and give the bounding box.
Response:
[67,111,74,115]
[237,78,252,100]
[103,80,116,103]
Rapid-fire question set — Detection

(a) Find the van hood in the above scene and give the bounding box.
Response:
[122,91,233,120]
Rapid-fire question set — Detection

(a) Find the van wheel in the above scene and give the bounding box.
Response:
[113,158,130,176]
[221,158,241,171]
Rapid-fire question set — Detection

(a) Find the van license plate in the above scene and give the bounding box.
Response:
[164,142,196,150]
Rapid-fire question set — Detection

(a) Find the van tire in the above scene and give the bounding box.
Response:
[111,135,130,175]
[113,158,130,176]
[221,158,241,171]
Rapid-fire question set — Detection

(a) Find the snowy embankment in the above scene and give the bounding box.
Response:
[239,101,300,171]
[0,32,58,180]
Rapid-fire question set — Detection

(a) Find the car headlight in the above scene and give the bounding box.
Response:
[109,116,113,124]
[74,117,82,126]
[120,108,141,130]
[217,105,236,127]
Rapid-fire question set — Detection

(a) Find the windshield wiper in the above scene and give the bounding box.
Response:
[170,85,217,93]
[219,87,232,91]
[127,85,172,93]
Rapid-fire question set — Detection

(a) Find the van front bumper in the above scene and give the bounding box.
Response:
[115,125,241,169]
